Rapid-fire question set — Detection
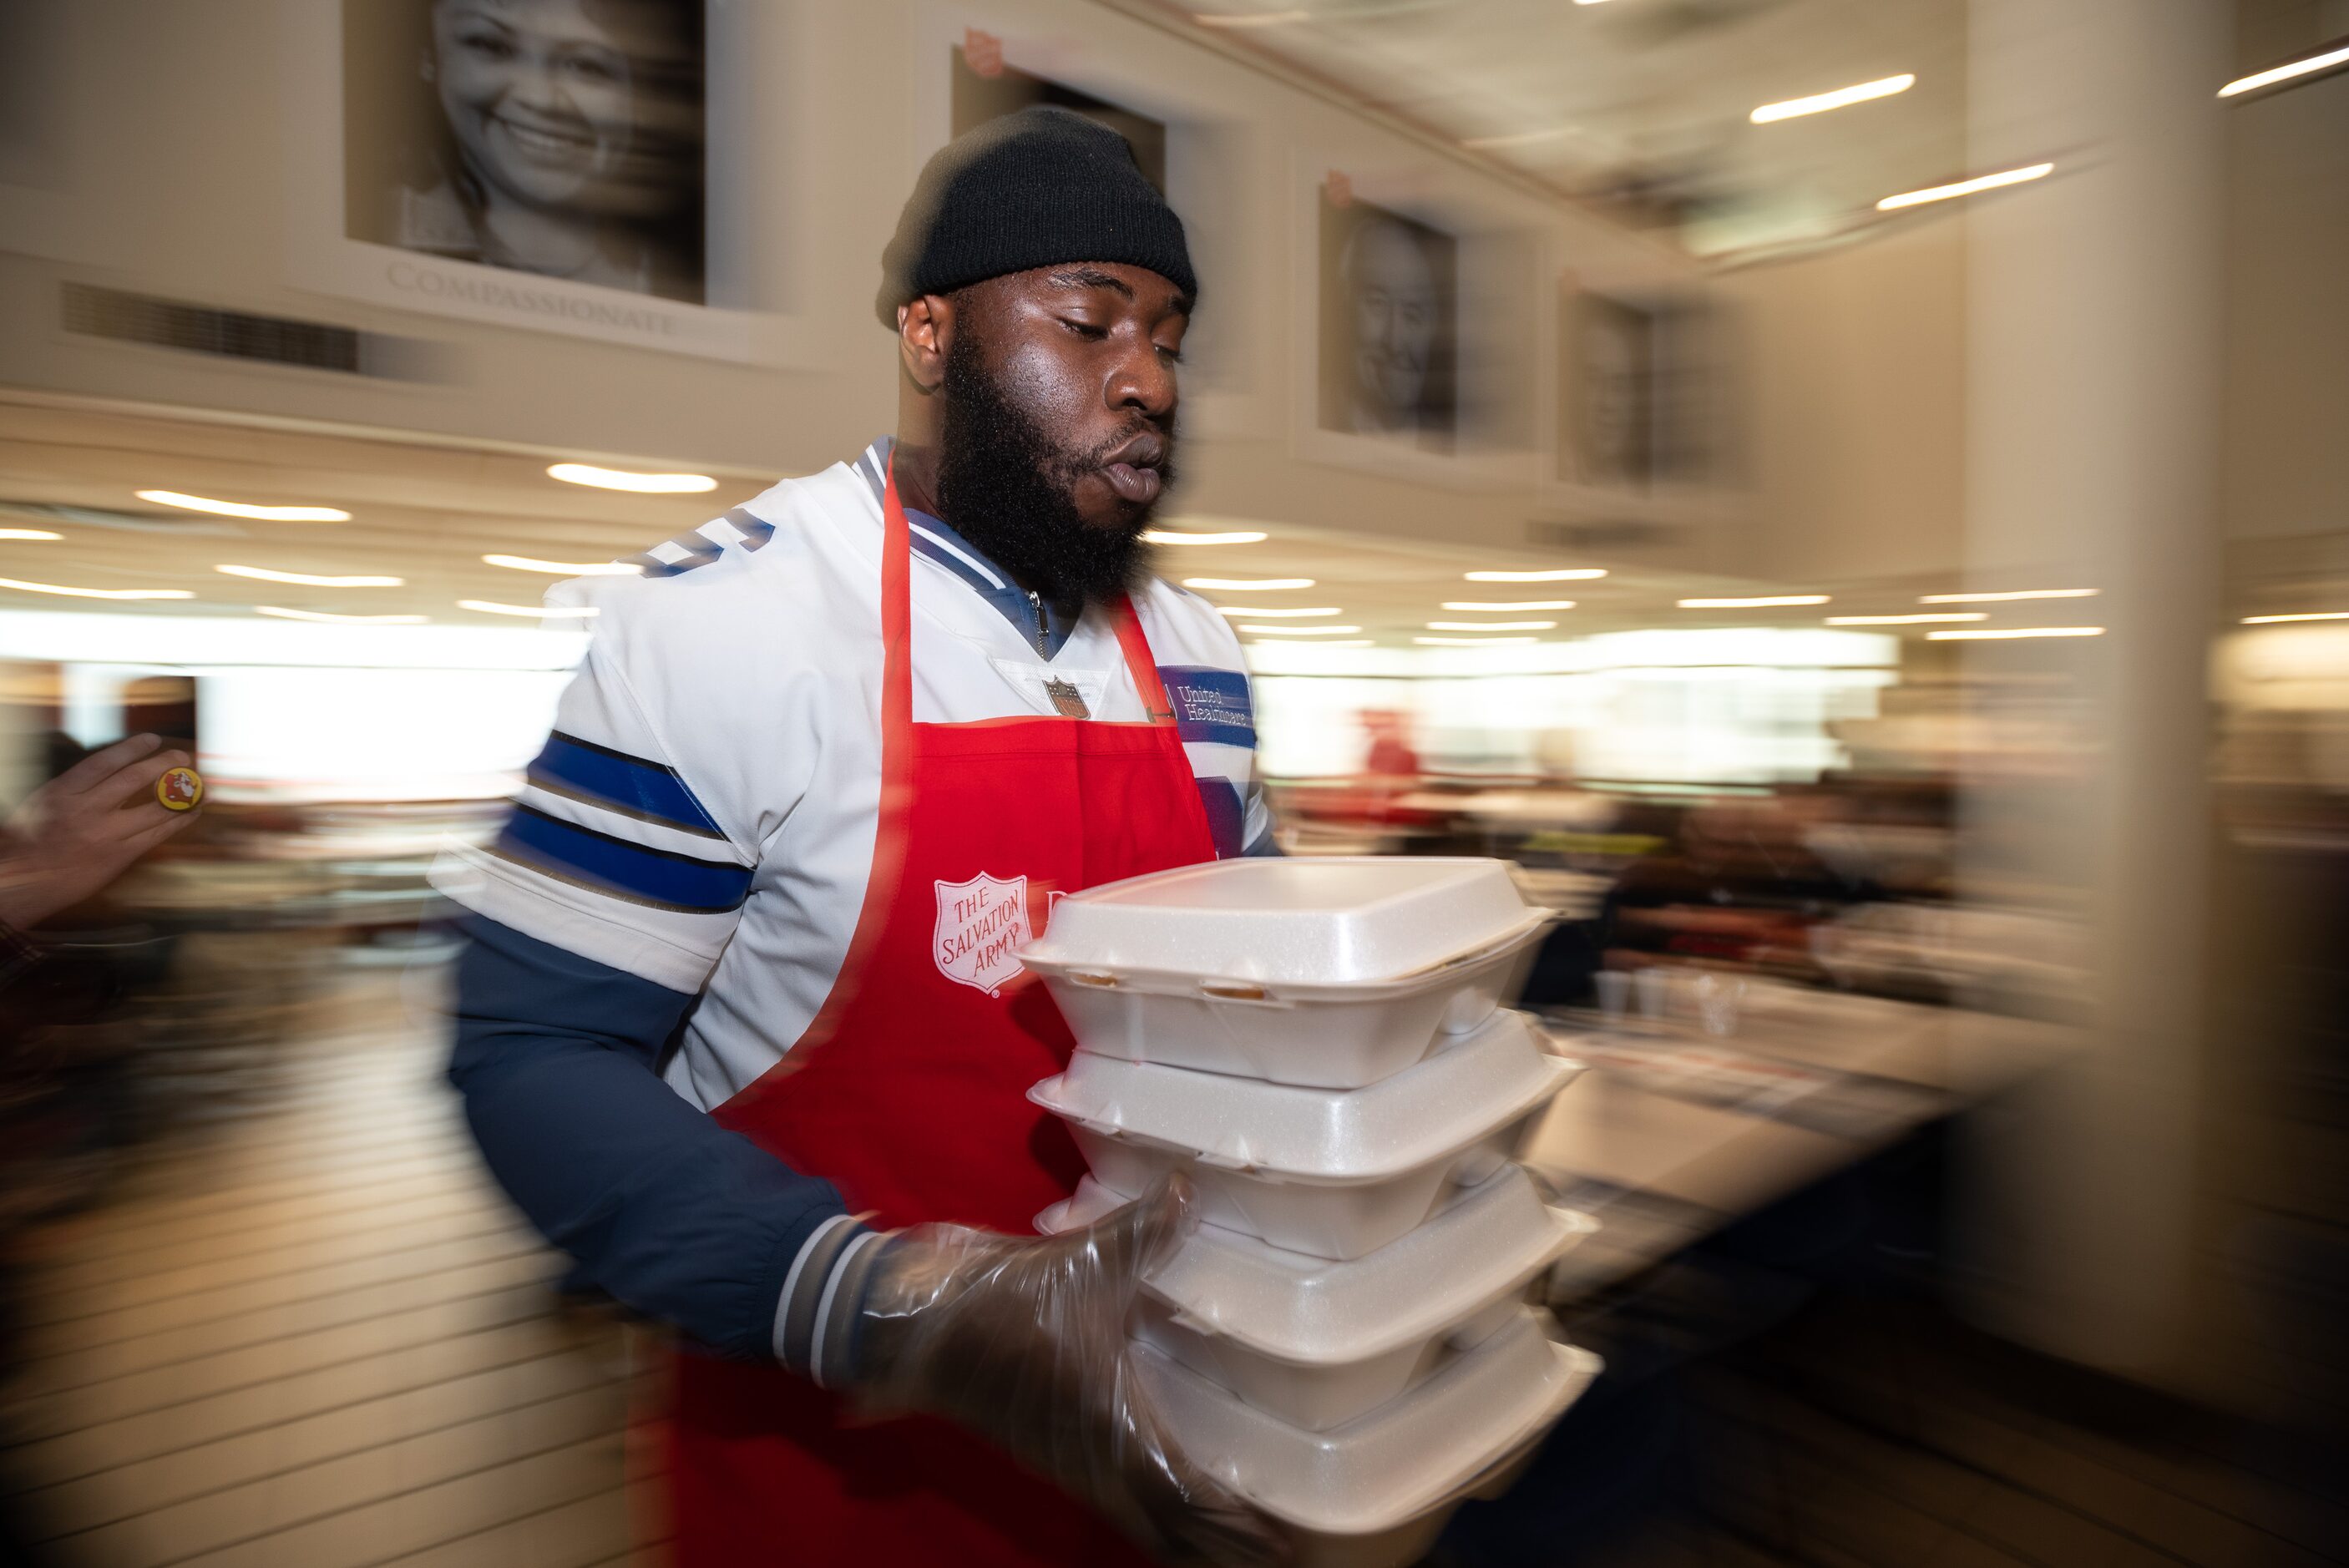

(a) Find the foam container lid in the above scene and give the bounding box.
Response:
[1040,1166,1597,1366]
[1136,1305,1602,1537]
[1020,857,1545,988]
[1028,1008,1579,1183]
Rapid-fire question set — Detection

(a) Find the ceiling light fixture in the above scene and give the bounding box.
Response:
[1751,73,1915,124]
[0,576,194,600]
[1919,588,2097,604]
[1825,612,1988,625]
[0,529,63,541]
[1216,605,1342,618]
[457,599,602,619]
[1678,595,1831,609]
[2219,38,2349,99]
[1236,624,1363,635]
[1878,161,2053,211]
[1426,620,1556,631]
[482,553,643,576]
[1465,568,1607,583]
[255,606,430,625]
[1249,639,1374,649]
[546,463,718,494]
[1142,529,1268,545]
[1441,599,1577,612]
[1415,635,1540,646]
[1926,626,2104,641]
[1186,576,1316,590]
[136,489,352,523]
[215,564,404,588]
[2241,612,2349,625]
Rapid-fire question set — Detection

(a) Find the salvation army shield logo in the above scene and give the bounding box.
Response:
[934,873,1035,997]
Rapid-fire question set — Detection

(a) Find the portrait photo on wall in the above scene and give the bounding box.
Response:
[341,0,708,305]
[1318,188,1458,452]
[949,44,1168,194]
[1561,284,1653,490]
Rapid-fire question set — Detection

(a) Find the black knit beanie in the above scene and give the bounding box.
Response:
[875,106,1197,327]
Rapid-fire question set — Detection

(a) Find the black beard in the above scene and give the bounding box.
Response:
[933,331,1171,610]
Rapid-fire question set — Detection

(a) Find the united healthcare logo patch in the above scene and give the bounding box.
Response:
[934,873,1035,997]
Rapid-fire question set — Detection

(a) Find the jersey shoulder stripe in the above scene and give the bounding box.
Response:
[494,802,754,913]
[525,731,725,840]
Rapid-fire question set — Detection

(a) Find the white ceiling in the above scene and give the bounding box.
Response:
[1154,0,1970,255]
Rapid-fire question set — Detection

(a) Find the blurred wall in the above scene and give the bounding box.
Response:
[0,0,1714,568]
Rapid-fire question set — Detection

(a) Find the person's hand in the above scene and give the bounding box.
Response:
[0,735,200,930]
[853,1176,1289,1567]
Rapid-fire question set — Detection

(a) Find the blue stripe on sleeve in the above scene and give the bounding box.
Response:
[722,507,775,552]
[1195,777,1245,859]
[494,802,752,913]
[527,731,725,838]
[1161,666,1258,750]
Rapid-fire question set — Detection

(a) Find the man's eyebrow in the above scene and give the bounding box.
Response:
[1046,266,1136,301]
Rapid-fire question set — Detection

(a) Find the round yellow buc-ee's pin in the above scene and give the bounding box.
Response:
[156,766,204,812]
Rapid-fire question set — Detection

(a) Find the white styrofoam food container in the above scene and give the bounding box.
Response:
[1021,857,1552,1088]
[1038,1166,1597,1429]
[1029,1009,1581,1259]
[1138,1306,1602,1568]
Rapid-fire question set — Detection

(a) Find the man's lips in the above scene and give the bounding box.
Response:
[1099,433,1167,505]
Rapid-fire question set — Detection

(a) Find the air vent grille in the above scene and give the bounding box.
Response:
[60,283,438,379]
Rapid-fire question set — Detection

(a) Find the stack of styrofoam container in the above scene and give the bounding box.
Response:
[1021,858,1602,1568]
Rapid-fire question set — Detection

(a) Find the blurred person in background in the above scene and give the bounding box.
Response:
[369,0,706,301]
[3,735,200,1565]
[439,109,1280,1568]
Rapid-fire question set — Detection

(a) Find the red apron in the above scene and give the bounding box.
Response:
[666,462,1220,1566]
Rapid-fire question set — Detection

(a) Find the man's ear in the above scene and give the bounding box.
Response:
[898,294,953,392]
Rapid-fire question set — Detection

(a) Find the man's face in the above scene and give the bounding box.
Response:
[932,261,1189,604]
[1347,220,1437,422]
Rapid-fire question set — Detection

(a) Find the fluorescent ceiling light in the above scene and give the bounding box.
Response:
[1249,639,1374,649]
[0,529,62,541]
[1678,595,1830,609]
[2242,612,2349,625]
[1927,626,2103,641]
[1142,529,1268,545]
[1216,605,1342,618]
[1427,620,1555,631]
[136,489,352,523]
[1825,612,1987,625]
[255,606,429,625]
[1465,568,1606,583]
[1752,73,1915,124]
[1442,599,1577,611]
[1237,624,1362,635]
[1192,8,1310,25]
[458,599,601,619]
[546,463,718,494]
[0,575,194,600]
[483,553,642,576]
[1919,588,2097,604]
[1878,162,2053,211]
[1416,635,1540,645]
[1186,577,1315,590]
[2220,40,2349,99]
[216,564,404,588]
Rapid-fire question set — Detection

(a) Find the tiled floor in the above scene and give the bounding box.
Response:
[1,966,661,1568]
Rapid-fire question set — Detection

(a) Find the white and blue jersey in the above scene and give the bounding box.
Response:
[437,438,1269,1378]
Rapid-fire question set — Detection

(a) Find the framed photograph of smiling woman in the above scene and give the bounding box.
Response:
[284,0,782,362]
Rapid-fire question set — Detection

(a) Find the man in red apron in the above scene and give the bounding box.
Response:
[442,107,1283,1565]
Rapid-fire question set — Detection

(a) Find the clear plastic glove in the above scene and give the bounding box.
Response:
[853,1175,1290,1567]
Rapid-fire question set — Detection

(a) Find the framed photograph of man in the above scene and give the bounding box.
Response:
[950,45,1167,195]
[1561,284,1653,491]
[1317,187,1457,451]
